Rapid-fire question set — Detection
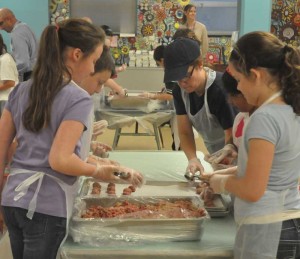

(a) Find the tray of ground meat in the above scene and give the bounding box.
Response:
[70,196,209,243]
[78,178,229,217]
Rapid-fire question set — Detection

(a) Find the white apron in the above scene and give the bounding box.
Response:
[8,168,79,258]
[234,91,300,258]
[181,68,224,154]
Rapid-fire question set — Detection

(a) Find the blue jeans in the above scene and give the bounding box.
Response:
[2,206,66,259]
[277,218,300,259]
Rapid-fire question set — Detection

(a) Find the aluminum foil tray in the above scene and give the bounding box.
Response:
[103,92,170,112]
[79,178,229,217]
[106,95,150,110]
[71,196,209,242]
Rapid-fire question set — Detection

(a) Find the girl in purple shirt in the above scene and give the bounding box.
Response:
[0,19,143,259]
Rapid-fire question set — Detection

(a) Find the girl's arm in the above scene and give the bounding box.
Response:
[104,79,127,96]
[226,138,274,202]
[0,80,15,91]
[49,120,144,186]
[224,127,233,145]
[0,110,16,192]
[177,114,197,160]
[49,120,97,177]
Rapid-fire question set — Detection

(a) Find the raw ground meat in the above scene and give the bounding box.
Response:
[81,199,207,219]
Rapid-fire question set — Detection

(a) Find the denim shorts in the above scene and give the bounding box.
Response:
[2,206,66,259]
[277,218,300,259]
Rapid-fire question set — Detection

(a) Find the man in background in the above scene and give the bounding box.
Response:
[0,8,37,81]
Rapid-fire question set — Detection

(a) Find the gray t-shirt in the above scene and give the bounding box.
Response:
[237,104,300,211]
[1,80,92,218]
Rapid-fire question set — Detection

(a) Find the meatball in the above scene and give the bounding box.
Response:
[128,185,136,192]
[92,182,101,188]
[122,188,132,195]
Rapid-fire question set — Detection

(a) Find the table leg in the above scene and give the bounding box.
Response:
[112,128,122,149]
[153,124,161,150]
[158,126,164,148]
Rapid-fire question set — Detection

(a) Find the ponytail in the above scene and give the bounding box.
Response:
[280,45,300,114]
[230,31,300,114]
[23,19,105,132]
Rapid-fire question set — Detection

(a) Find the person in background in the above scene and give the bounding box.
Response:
[0,33,18,116]
[204,68,256,169]
[164,38,237,175]
[0,8,37,82]
[139,44,180,150]
[100,25,126,72]
[100,24,128,97]
[208,31,300,258]
[0,19,143,258]
[139,45,175,101]
[180,4,208,60]
[173,28,201,45]
[80,45,117,159]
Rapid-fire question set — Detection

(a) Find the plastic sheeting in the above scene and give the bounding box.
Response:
[70,196,209,246]
[98,111,173,135]
[61,215,235,259]
[109,151,213,181]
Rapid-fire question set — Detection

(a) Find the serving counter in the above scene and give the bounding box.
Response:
[61,151,236,259]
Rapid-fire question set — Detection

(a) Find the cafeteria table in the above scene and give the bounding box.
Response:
[96,110,173,150]
[61,151,236,259]
[94,93,176,150]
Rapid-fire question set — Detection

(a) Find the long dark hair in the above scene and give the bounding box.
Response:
[230,31,300,114]
[222,69,240,96]
[0,34,7,54]
[23,19,105,132]
[153,45,165,62]
[173,28,201,46]
[182,4,196,24]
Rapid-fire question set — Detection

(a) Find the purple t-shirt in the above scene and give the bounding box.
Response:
[1,80,93,218]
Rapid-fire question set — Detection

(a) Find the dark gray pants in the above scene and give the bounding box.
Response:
[2,206,66,259]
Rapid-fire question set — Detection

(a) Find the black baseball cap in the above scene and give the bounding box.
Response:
[164,38,200,83]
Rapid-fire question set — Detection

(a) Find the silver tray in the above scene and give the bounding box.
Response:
[105,95,150,110]
[78,178,229,217]
[103,92,170,112]
[71,196,209,242]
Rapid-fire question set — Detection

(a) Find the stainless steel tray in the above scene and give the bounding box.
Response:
[103,92,170,112]
[71,196,209,242]
[79,178,229,217]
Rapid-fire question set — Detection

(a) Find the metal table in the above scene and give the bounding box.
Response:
[96,110,173,150]
[61,151,236,259]
[95,94,174,150]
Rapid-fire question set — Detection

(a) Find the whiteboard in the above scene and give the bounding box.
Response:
[70,0,137,35]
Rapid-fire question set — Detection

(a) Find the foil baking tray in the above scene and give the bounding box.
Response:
[71,196,209,243]
[105,95,150,110]
[103,92,170,112]
[79,178,229,217]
